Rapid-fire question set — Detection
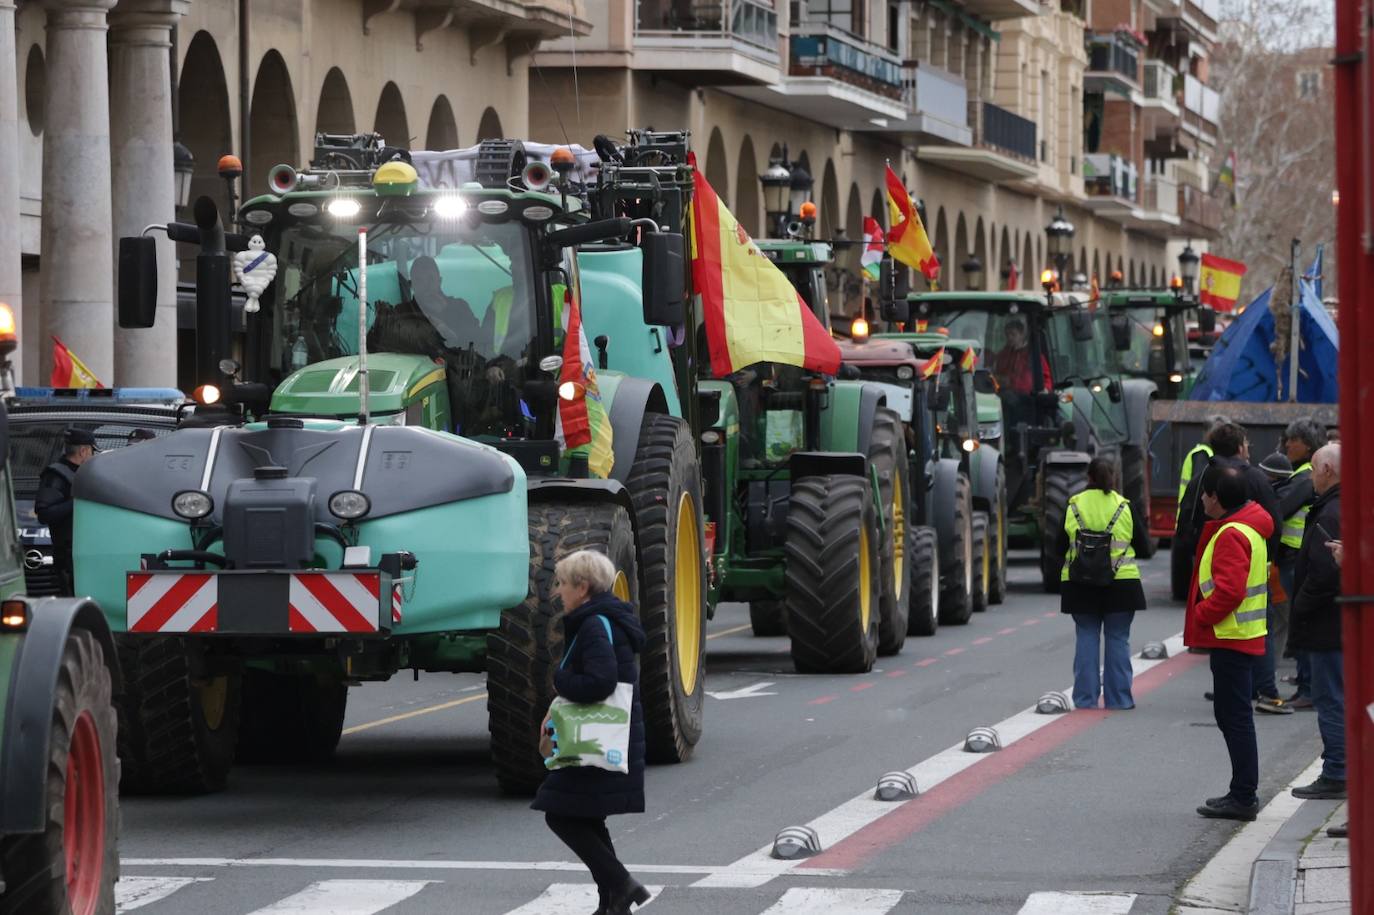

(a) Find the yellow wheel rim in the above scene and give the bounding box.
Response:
[982,529,991,591]
[198,676,229,731]
[674,492,703,695]
[892,473,906,596]
[859,524,872,631]
[997,505,1006,574]
[612,570,631,602]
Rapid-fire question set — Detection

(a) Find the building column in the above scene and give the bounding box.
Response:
[109,0,186,387]
[0,0,21,362]
[39,0,118,386]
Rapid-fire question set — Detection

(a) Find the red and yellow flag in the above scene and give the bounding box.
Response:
[918,347,944,379]
[959,346,977,371]
[51,337,102,389]
[884,165,940,281]
[1198,254,1248,312]
[555,290,614,478]
[690,164,841,377]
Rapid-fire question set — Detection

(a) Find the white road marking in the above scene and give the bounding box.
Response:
[115,876,211,911]
[246,879,434,914]
[121,857,727,875]
[758,887,905,914]
[694,633,1187,889]
[1016,891,1138,914]
[501,882,663,914]
[1175,756,1325,913]
[706,681,778,700]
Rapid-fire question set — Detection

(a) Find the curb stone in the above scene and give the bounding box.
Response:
[1247,796,1342,915]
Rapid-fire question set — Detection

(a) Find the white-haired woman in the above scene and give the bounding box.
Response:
[532,549,650,915]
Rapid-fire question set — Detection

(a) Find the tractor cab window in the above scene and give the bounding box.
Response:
[924,306,1052,438]
[1115,305,1184,378]
[269,219,545,439]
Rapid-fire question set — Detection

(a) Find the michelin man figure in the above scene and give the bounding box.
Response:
[233,234,277,314]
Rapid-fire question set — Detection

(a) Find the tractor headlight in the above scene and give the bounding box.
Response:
[328,490,371,521]
[896,365,915,380]
[172,490,214,520]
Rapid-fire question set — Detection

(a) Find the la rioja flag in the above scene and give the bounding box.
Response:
[861,216,885,280]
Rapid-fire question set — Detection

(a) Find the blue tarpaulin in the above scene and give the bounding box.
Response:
[1190,252,1338,404]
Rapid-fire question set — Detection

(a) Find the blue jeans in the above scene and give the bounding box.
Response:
[1280,559,1310,698]
[1211,648,1259,805]
[1072,611,1135,709]
[1255,603,1279,699]
[1308,650,1346,781]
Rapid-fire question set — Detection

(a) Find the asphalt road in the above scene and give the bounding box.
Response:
[117,548,1322,914]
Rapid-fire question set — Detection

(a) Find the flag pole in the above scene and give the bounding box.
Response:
[1288,238,1301,402]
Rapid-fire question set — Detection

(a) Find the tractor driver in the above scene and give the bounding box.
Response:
[991,317,1052,432]
[409,255,493,354]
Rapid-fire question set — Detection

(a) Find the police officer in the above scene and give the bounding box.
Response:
[34,428,98,595]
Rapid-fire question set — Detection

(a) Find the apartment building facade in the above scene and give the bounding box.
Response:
[532,0,1220,302]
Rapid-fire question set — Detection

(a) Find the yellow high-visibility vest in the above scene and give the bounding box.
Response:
[1177,443,1214,523]
[491,287,514,350]
[1062,489,1141,582]
[1280,463,1313,549]
[1198,520,1268,640]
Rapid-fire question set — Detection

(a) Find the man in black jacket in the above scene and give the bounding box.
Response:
[1276,418,1326,707]
[34,428,98,595]
[1289,443,1344,799]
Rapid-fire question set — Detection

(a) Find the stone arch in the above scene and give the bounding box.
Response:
[845,183,863,246]
[425,95,459,150]
[768,141,782,161]
[999,225,1012,288]
[24,45,45,136]
[1022,232,1034,290]
[1035,237,1043,278]
[476,106,503,142]
[374,81,410,147]
[1128,260,1136,285]
[973,216,988,290]
[178,31,233,210]
[953,212,969,290]
[736,135,760,238]
[705,128,729,207]
[819,159,840,239]
[248,50,299,195]
[315,67,354,135]
[1150,264,1160,287]
[1079,245,1088,278]
[1115,254,1125,282]
[871,188,885,221]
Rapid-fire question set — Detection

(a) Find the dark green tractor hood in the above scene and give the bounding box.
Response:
[271,353,448,418]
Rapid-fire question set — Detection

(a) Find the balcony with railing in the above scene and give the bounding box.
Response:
[631,0,780,83]
[1181,73,1220,142]
[918,99,1037,181]
[1120,171,1183,234]
[1178,179,1222,236]
[1182,0,1219,40]
[788,24,903,99]
[1084,153,1138,203]
[1085,33,1141,95]
[880,62,971,144]
[1141,59,1182,136]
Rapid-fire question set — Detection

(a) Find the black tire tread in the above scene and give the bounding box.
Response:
[938,474,975,625]
[1041,466,1086,594]
[988,462,1009,605]
[784,475,879,673]
[907,526,940,636]
[749,600,786,637]
[971,512,989,613]
[871,407,909,656]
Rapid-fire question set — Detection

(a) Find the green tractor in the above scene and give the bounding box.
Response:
[755,238,836,333]
[98,131,711,795]
[0,315,120,914]
[903,290,1157,591]
[581,139,905,673]
[1101,288,1212,399]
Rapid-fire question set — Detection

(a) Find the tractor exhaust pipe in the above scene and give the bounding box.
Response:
[357,226,370,426]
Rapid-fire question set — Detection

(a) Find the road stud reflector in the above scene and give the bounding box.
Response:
[771,825,822,860]
[963,726,1002,753]
[874,771,919,802]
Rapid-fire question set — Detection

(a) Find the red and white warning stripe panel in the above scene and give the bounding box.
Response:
[127,572,218,633]
[288,572,383,633]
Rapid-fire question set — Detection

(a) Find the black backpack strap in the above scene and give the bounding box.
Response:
[1106,498,1129,569]
[1069,500,1087,531]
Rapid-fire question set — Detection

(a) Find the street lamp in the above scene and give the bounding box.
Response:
[173,137,195,209]
[1177,243,1200,294]
[1045,205,1075,278]
[961,253,984,291]
[788,159,813,219]
[760,158,792,238]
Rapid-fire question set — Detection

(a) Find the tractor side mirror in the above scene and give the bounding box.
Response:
[547,217,632,248]
[1109,313,1133,351]
[118,236,159,329]
[1069,307,1095,343]
[1107,379,1124,403]
[642,231,685,326]
[1197,306,1217,333]
[972,368,998,395]
[878,257,910,323]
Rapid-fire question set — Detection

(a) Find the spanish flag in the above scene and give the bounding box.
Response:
[51,337,103,389]
[555,290,614,478]
[884,165,940,281]
[918,347,944,379]
[959,346,977,371]
[690,164,841,377]
[1198,254,1248,312]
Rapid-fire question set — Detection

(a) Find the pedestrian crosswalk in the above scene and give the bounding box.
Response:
[115,875,1146,914]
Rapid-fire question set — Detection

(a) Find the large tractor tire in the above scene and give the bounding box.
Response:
[0,630,118,915]
[1122,442,1157,559]
[117,637,241,794]
[785,474,880,673]
[988,463,1009,605]
[907,526,940,637]
[1040,465,1086,594]
[625,414,708,764]
[971,512,990,613]
[488,501,638,795]
[237,670,348,764]
[871,407,910,656]
[938,474,975,626]
[748,600,786,637]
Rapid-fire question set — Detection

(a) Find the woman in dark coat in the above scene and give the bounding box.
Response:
[533,549,650,915]
[1057,456,1147,709]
